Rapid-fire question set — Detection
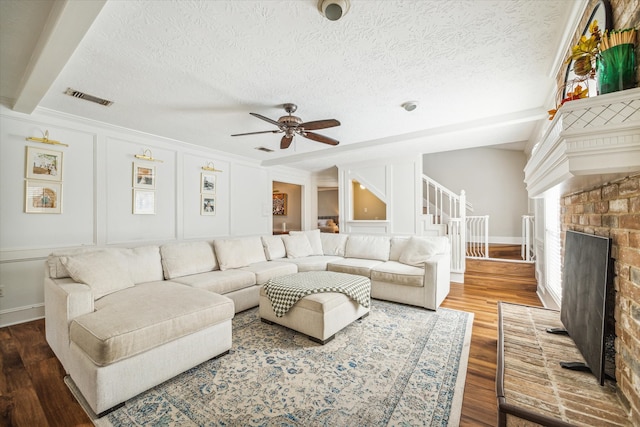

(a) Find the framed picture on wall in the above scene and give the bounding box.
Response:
[273,193,287,216]
[133,162,156,189]
[25,146,63,182]
[133,189,155,214]
[201,173,216,194]
[25,180,62,214]
[201,195,216,215]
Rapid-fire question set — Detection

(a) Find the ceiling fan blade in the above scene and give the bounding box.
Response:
[250,112,282,127]
[280,135,293,149]
[231,130,280,137]
[299,119,341,131]
[302,131,339,146]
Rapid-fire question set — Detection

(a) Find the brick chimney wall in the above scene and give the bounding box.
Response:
[560,174,640,423]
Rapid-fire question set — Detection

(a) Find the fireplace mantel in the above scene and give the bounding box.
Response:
[524,88,640,197]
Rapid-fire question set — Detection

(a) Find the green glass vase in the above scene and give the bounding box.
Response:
[597,44,637,94]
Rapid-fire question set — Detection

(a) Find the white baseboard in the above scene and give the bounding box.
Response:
[0,303,45,328]
[451,272,464,283]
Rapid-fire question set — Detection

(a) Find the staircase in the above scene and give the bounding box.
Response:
[464,245,537,291]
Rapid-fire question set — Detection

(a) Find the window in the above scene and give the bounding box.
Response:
[544,186,562,305]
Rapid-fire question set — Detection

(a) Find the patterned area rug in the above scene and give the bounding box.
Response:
[67,300,473,426]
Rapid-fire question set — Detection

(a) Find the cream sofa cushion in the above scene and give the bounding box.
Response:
[160,241,217,279]
[282,234,313,258]
[320,233,348,256]
[120,246,164,284]
[213,237,266,271]
[239,261,298,285]
[344,235,390,261]
[279,255,344,272]
[70,282,234,366]
[170,269,256,295]
[60,251,134,300]
[371,261,424,287]
[289,230,323,255]
[48,247,102,279]
[398,236,449,267]
[389,236,410,261]
[261,235,286,260]
[327,258,384,277]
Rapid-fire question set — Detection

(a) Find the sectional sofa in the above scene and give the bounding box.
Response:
[44,230,450,416]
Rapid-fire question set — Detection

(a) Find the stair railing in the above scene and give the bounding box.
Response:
[422,175,470,273]
[521,215,536,261]
[466,215,490,258]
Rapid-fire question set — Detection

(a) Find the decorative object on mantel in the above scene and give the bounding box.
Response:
[25,130,68,147]
[550,19,604,120]
[547,85,588,120]
[201,161,223,172]
[598,28,637,94]
[134,148,163,163]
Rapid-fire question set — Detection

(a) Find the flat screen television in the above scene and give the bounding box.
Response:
[559,230,615,385]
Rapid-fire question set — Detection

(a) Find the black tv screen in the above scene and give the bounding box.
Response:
[560,230,614,385]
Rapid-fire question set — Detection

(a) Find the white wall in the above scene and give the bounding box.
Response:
[423,147,529,243]
[0,106,309,326]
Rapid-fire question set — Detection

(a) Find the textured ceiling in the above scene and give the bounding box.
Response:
[0,0,580,171]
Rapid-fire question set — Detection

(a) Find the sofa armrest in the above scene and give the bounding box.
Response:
[44,275,93,372]
[423,252,451,310]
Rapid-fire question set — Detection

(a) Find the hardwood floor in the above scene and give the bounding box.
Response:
[1,255,541,427]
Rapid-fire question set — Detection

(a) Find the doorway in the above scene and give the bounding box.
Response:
[272,181,302,233]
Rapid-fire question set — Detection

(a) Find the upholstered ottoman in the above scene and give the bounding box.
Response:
[259,271,370,344]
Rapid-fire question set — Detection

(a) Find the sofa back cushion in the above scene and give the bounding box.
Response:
[213,237,267,270]
[320,233,348,256]
[60,250,134,300]
[389,236,410,261]
[120,246,164,284]
[344,235,390,261]
[47,246,163,284]
[261,235,286,260]
[160,241,218,279]
[282,234,314,258]
[289,230,323,255]
[398,236,449,266]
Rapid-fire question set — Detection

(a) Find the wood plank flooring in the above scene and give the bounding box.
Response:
[1,255,541,427]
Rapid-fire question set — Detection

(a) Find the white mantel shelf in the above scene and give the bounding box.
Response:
[525,88,640,197]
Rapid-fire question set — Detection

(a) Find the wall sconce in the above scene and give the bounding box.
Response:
[134,148,163,163]
[25,130,68,147]
[202,161,223,172]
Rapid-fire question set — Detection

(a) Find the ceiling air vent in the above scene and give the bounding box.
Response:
[255,146,274,153]
[64,88,114,106]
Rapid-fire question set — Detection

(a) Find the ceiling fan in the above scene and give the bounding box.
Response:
[231,103,340,149]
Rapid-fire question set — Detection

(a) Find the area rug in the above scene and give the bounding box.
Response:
[66,300,473,426]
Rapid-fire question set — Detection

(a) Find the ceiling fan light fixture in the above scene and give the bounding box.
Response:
[402,101,418,112]
[318,0,350,21]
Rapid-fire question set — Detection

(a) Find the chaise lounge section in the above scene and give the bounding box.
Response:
[44,230,450,415]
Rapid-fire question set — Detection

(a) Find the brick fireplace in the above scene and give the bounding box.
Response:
[560,174,640,421]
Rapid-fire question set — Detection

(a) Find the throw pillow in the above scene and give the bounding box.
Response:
[398,236,448,267]
[289,229,323,255]
[282,234,313,258]
[60,250,134,300]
